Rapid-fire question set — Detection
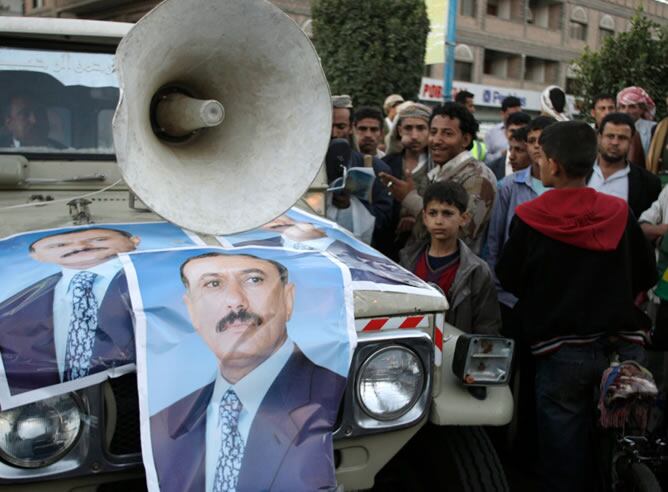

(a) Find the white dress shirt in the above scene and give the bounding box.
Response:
[205,339,294,492]
[587,162,630,202]
[52,257,123,381]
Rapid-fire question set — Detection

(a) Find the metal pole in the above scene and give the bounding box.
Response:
[443,0,458,101]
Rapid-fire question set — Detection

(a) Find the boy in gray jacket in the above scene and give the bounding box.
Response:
[400,181,500,334]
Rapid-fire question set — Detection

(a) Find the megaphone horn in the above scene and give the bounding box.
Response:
[113,0,332,235]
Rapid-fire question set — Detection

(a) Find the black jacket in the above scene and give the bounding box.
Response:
[377,152,407,260]
[487,155,506,181]
[496,188,656,355]
[627,163,662,218]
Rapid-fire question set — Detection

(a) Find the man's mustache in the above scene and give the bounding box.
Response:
[62,247,107,258]
[216,309,263,333]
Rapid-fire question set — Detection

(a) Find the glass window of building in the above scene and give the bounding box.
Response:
[569,7,588,41]
[599,15,615,43]
[454,44,474,82]
[484,49,521,79]
[460,0,476,17]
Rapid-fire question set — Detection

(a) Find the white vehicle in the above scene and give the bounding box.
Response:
[0,2,514,490]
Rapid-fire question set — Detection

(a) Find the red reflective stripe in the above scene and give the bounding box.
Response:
[434,326,443,351]
[363,318,389,331]
[399,316,424,329]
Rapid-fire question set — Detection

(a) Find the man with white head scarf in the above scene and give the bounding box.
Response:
[540,86,570,122]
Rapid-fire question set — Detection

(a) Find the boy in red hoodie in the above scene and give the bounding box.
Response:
[496,121,656,492]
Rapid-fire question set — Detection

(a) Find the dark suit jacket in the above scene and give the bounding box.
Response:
[587,162,661,219]
[487,156,506,181]
[149,349,346,492]
[627,163,661,219]
[379,152,407,260]
[235,236,425,287]
[0,271,135,395]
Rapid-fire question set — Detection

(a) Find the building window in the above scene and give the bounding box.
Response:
[525,56,559,84]
[599,14,615,43]
[527,0,562,30]
[454,44,474,82]
[484,49,521,79]
[570,21,587,40]
[32,0,44,7]
[459,0,476,17]
[486,0,524,21]
[569,6,588,41]
[455,61,473,81]
[486,0,498,16]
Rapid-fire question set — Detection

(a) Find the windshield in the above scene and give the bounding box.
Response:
[0,46,119,156]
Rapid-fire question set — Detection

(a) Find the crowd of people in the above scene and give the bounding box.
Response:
[325,85,668,491]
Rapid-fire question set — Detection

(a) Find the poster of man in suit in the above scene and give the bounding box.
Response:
[217,207,441,296]
[121,246,355,492]
[0,222,201,409]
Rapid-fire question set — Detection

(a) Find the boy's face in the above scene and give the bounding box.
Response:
[536,146,557,187]
[508,138,531,172]
[527,129,543,166]
[422,200,468,242]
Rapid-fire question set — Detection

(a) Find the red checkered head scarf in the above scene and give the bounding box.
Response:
[616,86,656,120]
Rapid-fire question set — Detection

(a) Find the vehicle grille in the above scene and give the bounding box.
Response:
[108,373,142,456]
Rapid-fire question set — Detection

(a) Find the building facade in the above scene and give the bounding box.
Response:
[423,0,668,119]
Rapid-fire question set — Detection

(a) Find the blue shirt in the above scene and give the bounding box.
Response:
[52,258,123,380]
[486,167,545,307]
[205,339,294,492]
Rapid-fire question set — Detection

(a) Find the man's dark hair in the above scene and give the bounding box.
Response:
[539,121,597,178]
[454,90,474,105]
[506,111,531,127]
[352,106,384,127]
[422,181,469,214]
[180,252,289,288]
[333,106,352,124]
[501,96,522,112]
[29,227,134,252]
[509,126,529,143]
[527,115,557,133]
[549,87,566,113]
[429,102,479,150]
[598,112,636,137]
[592,93,615,107]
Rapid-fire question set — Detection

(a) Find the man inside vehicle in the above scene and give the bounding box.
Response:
[1,94,65,149]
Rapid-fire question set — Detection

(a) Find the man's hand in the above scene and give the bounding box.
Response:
[641,222,668,243]
[378,172,415,202]
[332,192,351,209]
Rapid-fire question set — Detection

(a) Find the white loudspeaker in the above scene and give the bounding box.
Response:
[113,0,332,235]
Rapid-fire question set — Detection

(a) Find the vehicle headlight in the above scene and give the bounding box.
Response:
[452,335,514,386]
[0,394,84,468]
[356,346,424,420]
